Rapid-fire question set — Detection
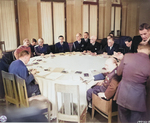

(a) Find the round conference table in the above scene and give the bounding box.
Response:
[27,52,108,119]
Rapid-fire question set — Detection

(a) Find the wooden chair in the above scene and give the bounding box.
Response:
[55,83,86,123]
[0,41,6,53]
[92,93,118,123]
[1,70,19,107]
[15,75,51,121]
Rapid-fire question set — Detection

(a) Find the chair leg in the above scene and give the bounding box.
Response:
[6,100,8,107]
[92,105,95,119]
[108,114,112,123]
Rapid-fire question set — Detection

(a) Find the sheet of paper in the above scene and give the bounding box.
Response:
[52,68,64,72]
[36,71,50,77]
[45,72,63,80]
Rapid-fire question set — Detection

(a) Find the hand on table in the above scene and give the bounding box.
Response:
[31,69,37,75]
[41,53,44,56]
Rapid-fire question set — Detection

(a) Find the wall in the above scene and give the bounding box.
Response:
[17,0,40,45]
[17,0,150,45]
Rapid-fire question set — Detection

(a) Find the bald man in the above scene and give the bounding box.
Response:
[84,36,101,55]
[14,38,31,59]
[72,33,85,52]
[34,38,51,56]
[86,58,118,107]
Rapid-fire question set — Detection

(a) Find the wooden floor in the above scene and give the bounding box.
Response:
[0,100,117,123]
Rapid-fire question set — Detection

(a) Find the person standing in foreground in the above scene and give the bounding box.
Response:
[116,41,150,122]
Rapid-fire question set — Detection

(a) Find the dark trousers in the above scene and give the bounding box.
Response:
[27,84,41,98]
[86,85,106,105]
[118,105,144,123]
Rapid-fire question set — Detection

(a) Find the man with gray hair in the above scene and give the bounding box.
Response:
[84,36,101,55]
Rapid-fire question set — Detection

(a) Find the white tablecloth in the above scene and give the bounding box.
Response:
[27,53,107,118]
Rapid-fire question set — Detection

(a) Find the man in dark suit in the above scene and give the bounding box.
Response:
[124,37,133,54]
[116,42,150,122]
[9,50,41,97]
[102,37,119,55]
[84,36,101,55]
[55,35,70,53]
[72,33,85,52]
[131,23,150,53]
[35,38,51,56]
[29,38,37,56]
[81,32,90,48]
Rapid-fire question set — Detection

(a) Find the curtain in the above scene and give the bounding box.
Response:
[53,2,65,43]
[83,5,89,35]
[0,0,17,51]
[41,2,53,45]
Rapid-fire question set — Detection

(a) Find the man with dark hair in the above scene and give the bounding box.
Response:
[29,38,37,55]
[72,33,85,52]
[81,32,90,48]
[102,36,119,55]
[124,37,133,54]
[9,50,41,97]
[131,23,150,52]
[55,35,70,53]
[116,41,150,122]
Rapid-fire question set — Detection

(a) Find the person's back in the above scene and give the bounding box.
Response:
[120,53,150,83]
[116,42,150,122]
[9,50,41,97]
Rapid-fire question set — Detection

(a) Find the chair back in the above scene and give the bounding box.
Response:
[1,70,19,107]
[0,41,6,53]
[15,75,29,107]
[55,83,80,123]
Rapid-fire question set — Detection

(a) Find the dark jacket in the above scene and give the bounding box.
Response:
[55,42,70,53]
[34,44,51,56]
[103,43,119,55]
[86,42,101,54]
[81,38,90,48]
[72,40,85,52]
[131,35,142,53]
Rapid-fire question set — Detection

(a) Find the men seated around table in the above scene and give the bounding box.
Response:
[83,36,101,55]
[35,38,51,56]
[102,36,119,55]
[81,32,90,48]
[131,23,150,53]
[72,33,85,52]
[116,41,150,122]
[14,38,31,59]
[29,38,37,56]
[55,35,70,53]
[9,50,41,97]
[86,58,118,108]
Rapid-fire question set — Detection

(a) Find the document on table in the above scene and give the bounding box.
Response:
[52,67,64,72]
[36,71,50,77]
[45,72,63,80]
